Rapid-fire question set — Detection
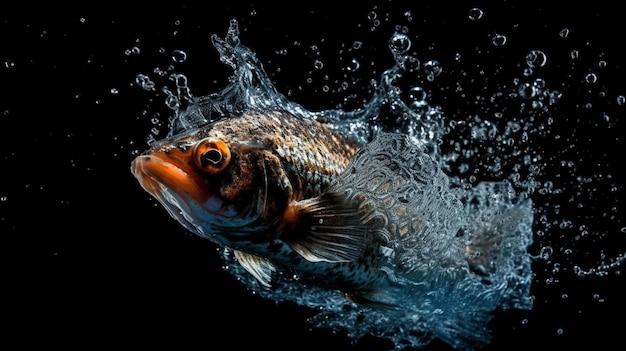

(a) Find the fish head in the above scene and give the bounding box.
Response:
[131,127,290,245]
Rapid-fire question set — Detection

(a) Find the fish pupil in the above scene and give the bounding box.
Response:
[202,149,223,167]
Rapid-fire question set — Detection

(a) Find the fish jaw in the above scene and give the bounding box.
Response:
[130,152,225,236]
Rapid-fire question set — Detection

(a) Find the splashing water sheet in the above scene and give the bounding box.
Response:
[124,4,626,349]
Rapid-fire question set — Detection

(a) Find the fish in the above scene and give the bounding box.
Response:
[131,109,373,292]
[131,108,526,308]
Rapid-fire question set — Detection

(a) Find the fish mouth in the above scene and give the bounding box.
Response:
[131,152,223,236]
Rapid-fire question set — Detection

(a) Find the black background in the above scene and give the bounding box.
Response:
[1,1,625,350]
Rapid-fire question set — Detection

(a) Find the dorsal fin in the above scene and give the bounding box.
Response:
[281,193,369,263]
[233,250,276,288]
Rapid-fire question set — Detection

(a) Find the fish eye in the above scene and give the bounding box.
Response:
[192,139,231,174]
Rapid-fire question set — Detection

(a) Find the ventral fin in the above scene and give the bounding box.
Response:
[234,250,276,288]
[281,193,369,263]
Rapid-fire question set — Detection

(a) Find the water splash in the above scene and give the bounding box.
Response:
[145,20,447,161]
[135,15,624,351]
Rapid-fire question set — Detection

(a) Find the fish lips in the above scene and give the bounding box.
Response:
[131,152,224,236]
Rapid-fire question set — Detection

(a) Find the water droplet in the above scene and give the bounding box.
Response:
[347,58,360,72]
[389,33,411,54]
[367,11,377,20]
[518,82,537,99]
[408,86,427,102]
[135,74,155,91]
[423,60,442,82]
[110,88,119,95]
[468,7,484,21]
[0,195,7,202]
[584,72,598,84]
[313,60,324,70]
[556,328,564,336]
[171,50,187,63]
[526,50,547,68]
[617,95,626,105]
[492,33,507,46]
[534,78,546,90]
[4,60,15,69]
[352,41,363,50]
[540,246,553,260]
[164,93,179,110]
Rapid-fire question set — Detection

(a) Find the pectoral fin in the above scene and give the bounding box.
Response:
[281,193,369,263]
[234,250,276,288]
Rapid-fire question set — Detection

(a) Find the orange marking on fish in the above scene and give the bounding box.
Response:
[132,150,210,204]
[279,203,301,232]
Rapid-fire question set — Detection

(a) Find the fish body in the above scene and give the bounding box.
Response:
[132,109,531,309]
[131,110,391,295]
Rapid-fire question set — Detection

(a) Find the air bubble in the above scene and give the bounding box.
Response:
[526,50,547,68]
[468,7,484,21]
[559,28,570,38]
[408,86,427,102]
[540,246,553,260]
[135,74,155,91]
[492,33,507,46]
[584,72,598,84]
[423,60,442,82]
[347,58,360,72]
[518,82,537,99]
[171,50,187,63]
[389,33,412,54]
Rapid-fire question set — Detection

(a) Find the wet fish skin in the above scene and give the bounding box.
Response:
[131,110,384,291]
